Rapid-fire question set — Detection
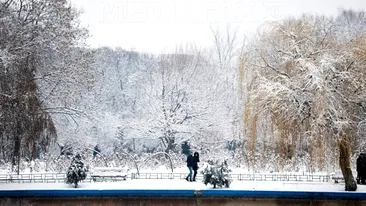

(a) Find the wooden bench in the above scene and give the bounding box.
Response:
[90,167,129,182]
[332,176,344,183]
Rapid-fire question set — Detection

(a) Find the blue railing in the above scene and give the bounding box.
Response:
[0,172,333,183]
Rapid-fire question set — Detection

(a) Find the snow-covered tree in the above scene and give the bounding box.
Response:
[66,154,87,188]
[202,160,232,188]
[109,46,240,155]
[242,11,366,191]
[0,0,88,170]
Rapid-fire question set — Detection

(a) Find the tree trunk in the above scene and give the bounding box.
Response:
[339,136,357,191]
[12,137,21,175]
[12,117,22,171]
[31,143,37,161]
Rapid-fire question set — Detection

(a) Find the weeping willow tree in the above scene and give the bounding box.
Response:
[0,0,89,169]
[241,10,366,191]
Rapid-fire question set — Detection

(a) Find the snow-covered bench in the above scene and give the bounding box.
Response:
[332,176,344,183]
[90,167,129,182]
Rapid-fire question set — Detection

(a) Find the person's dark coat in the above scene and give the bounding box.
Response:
[186,154,194,167]
[192,152,200,171]
[357,153,366,184]
[93,145,100,158]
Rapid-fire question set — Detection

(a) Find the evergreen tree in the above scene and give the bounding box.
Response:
[181,141,191,156]
[202,160,232,188]
[66,154,87,188]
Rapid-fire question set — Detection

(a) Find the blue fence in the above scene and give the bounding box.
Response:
[0,172,333,183]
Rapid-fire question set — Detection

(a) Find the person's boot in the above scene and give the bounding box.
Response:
[189,178,193,182]
[192,178,196,182]
[185,176,189,181]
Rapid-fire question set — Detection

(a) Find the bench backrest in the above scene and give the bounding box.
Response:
[92,167,129,174]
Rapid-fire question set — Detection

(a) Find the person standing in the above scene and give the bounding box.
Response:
[93,144,101,159]
[192,152,200,181]
[357,153,362,184]
[185,152,194,182]
[357,152,366,184]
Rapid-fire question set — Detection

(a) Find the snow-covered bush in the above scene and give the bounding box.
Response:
[66,154,88,188]
[202,160,232,188]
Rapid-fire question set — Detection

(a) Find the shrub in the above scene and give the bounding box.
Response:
[202,160,232,188]
[66,154,87,188]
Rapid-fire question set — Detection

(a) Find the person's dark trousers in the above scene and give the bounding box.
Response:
[193,169,197,181]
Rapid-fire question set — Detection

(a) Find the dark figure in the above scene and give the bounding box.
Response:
[93,144,100,159]
[357,153,366,184]
[186,152,194,182]
[60,144,73,157]
[192,152,200,181]
[357,154,361,184]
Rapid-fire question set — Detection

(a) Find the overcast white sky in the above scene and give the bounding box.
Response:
[71,0,365,54]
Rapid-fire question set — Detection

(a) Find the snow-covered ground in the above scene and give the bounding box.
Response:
[0,166,362,192]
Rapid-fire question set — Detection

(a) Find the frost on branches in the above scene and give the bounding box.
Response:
[66,154,88,188]
[202,160,232,188]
